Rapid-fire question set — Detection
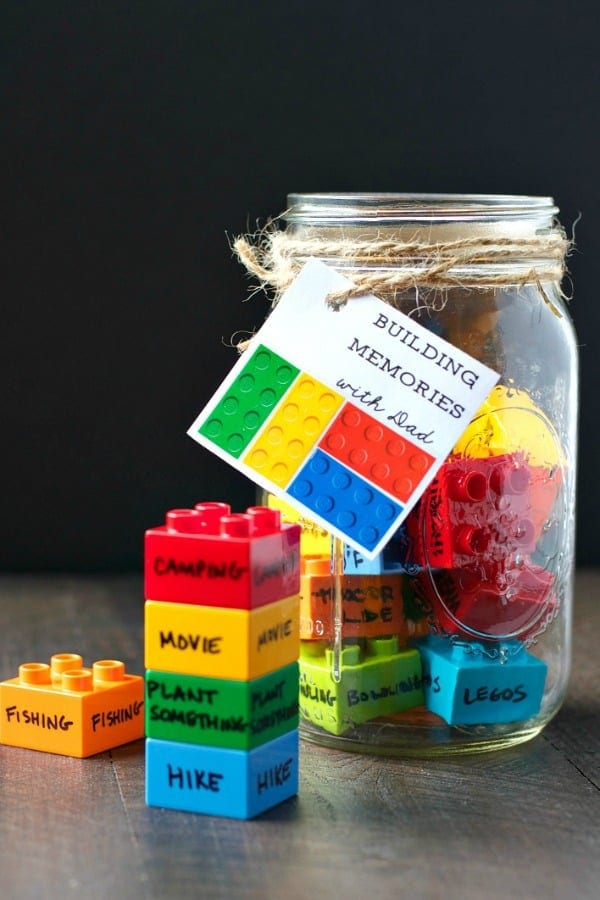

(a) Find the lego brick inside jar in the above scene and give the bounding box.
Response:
[411,453,558,571]
[266,494,332,558]
[452,384,565,468]
[145,663,299,750]
[300,557,407,640]
[299,638,424,736]
[412,562,555,641]
[145,730,299,819]
[417,636,547,726]
[341,521,416,575]
[0,653,144,757]
[144,503,301,609]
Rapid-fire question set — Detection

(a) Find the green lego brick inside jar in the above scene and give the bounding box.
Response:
[145,663,299,750]
[299,638,424,736]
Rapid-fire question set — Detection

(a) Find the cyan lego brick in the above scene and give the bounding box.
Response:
[343,543,402,575]
[288,449,402,553]
[417,635,547,725]
[145,663,299,750]
[196,344,299,458]
[145,730,299,819]
[299,637,424,736]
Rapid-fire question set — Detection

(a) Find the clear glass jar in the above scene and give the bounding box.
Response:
[259,193,577,756]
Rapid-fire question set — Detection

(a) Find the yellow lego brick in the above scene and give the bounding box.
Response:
[243,375,344,487]
[453,384,564,467]
[266,494,332,557]
[145,595,300,680]
[0,653,144,757]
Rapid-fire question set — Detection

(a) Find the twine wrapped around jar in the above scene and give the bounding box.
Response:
[233,214,570,310]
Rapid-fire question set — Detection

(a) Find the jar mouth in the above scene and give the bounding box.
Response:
[285,193,558,226]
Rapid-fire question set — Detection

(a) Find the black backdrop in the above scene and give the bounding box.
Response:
[2,1,598,571]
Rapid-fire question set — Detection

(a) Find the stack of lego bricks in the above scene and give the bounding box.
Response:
[144,502,301,818]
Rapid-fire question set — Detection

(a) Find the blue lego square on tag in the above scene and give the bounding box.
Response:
[146,730,298,819]
[417,636,547,726]
[289,449,402,553]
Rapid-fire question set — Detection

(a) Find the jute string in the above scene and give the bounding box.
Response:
[233,224,570,310]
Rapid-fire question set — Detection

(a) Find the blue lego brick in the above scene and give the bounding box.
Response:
[342,542,402,575]
[145,730,299,819]
[342,521,421,575]
[417,636,547,725]
[288,449,402,553]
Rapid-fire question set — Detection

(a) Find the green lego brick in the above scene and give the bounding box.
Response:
[198,344,300,458]
[145,663,299,750]
[299,637,424,736]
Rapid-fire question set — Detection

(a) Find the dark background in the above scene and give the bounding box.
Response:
[1,1,598,571]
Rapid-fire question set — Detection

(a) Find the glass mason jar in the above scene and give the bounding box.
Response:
[253,193,577,756]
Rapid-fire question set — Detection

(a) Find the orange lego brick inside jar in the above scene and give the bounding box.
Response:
[299,557,407,640]
[0,653,144,757]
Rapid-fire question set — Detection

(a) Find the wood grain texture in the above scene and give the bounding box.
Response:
[0,571,598,900]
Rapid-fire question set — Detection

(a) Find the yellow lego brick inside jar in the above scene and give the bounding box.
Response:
[243,375,344,487]
[266,494,332,557]
[145,595,299,680]
[453,384,564,467]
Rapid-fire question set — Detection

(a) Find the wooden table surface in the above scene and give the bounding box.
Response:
[0,570,598,900]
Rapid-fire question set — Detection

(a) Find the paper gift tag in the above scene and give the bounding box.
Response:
[188,259,499,559]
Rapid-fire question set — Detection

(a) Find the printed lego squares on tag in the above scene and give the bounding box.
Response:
[188,260,499,559]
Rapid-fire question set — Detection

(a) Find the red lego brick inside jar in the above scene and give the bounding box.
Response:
[144,503,301,609]
[409,453,561,570]
[413,562,555,640]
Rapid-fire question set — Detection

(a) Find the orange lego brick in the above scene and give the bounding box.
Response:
[0,653,144,757]
[300,557,406,639]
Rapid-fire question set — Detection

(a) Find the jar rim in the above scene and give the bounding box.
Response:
[285,193,558,225]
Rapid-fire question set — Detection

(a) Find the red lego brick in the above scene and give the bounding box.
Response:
[319,403,435,503]
[409,454,553,570]
[144,503,301,610]
[528,465,562,534]
[411,563,555,640]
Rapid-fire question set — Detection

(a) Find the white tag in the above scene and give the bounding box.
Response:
[188,259,499,559]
